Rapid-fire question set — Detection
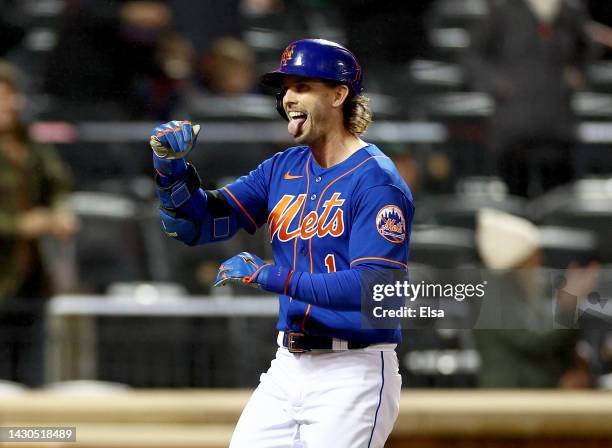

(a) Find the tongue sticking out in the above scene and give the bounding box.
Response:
[288,117,306,137]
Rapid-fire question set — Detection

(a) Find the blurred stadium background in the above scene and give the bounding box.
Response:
[2,0,612,446]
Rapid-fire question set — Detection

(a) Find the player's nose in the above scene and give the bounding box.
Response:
[283,87,298,108]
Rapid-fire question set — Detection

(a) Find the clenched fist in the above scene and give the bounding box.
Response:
[150,120,201,159]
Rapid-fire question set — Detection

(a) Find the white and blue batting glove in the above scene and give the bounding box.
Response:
[150,120,201,160]
[213,252,293,293]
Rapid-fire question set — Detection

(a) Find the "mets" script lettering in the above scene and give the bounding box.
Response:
[268,193,345,242]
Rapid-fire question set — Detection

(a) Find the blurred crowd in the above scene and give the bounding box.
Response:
[2,0,612,389]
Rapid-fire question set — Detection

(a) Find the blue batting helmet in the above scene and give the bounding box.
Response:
[261,39,363,94]
[261,39,363,120]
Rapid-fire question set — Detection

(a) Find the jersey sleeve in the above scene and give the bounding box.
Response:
[219,155,275,234]
[349,185,413,269]
[285,265,394,311]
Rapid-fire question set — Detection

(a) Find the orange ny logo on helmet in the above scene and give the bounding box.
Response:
[280,44,296,67]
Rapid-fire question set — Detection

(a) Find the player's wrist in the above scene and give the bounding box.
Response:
[256,264,294,294]
[153,154,188,183]
[155,163,202,210]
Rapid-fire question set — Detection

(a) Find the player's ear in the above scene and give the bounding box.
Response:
[331,84,350,109]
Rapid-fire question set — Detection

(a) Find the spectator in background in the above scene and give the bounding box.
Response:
[170,0,242,55]
[0,61,77,299]
[464,0,591,198]
[0,61,78,386]
[174,36,266,185]
[169,37,272,294]
[45,0,194,119]
[391,150,421,194]
[390,147,458,198]
[473,209,595,388]
[238,0,309,48]
[197,37,258,95]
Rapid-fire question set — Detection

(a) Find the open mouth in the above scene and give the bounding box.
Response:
[287,111,308,137]
[288,111,307,120]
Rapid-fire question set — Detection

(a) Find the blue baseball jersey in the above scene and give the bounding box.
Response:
[219,144,414,343]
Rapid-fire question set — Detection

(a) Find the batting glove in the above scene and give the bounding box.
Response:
[213,252,293,293]
[150,120,201,160]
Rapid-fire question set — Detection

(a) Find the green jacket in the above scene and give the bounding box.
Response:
[473,271,577,388]
[0,140,72,299]
[473,329,577,388]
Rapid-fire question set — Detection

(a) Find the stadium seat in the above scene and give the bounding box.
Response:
[431,177,528,229]
[69,192,150,293]
[538,226,598,268]
[409,225,478,268]
[532,178,612,263]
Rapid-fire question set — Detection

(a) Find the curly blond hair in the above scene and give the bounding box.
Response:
[322,80,373,135]
[345,95,373,135]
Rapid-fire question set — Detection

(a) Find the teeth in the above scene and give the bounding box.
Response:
[288,111,307,119]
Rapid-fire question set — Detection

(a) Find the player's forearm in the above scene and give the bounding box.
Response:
[288,268,363,310]
[157,189,242,246]
[154,158,240,245]
[258,265,391,311]
[149,122,248,245]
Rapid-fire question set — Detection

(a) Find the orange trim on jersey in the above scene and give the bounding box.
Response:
[309,155,388,273]
[315,155,388,211]
[309,231,314,273]
[350,257,408,269]
[223,187,257,230]
[294,158,311,326]
[282,270,294,295]
[300,304,311,332]
[300,155,388,331]
[290,156,311,329]
[292,155,311,271]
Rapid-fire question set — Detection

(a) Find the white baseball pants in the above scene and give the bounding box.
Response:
[229,341,401,448]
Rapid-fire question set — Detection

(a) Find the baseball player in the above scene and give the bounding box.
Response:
[150,39,414,447]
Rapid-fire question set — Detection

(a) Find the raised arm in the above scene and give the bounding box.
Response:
[150,120,242,246]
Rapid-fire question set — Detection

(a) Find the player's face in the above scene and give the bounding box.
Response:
[281,76,338,144]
